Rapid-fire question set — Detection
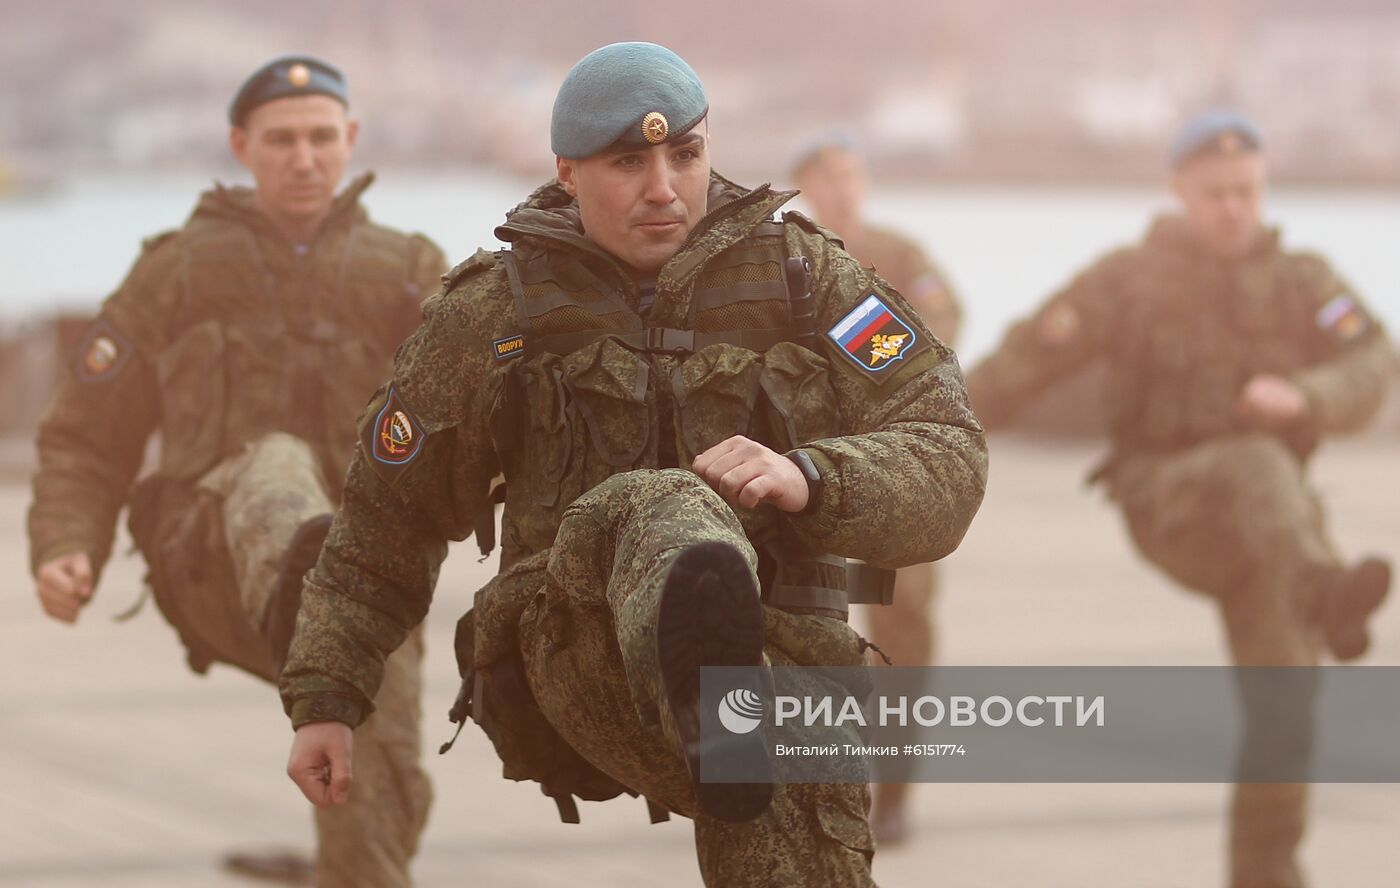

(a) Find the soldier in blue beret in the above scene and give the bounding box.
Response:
[283,41,987,887]
[968,109,1392,887]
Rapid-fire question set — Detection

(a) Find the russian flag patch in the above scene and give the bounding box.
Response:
[826,293,918,372]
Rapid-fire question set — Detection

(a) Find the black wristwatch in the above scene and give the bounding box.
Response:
[787,449,824,515]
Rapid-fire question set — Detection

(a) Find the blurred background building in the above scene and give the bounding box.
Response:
[2,0,1398,436]
[3,0,1400,183]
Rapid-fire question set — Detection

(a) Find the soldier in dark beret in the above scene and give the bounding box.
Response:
[281,41,987,886]
[28,54,444,887]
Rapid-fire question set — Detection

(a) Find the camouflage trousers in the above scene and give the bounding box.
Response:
[518,468,877,887]
[1111,433,1337,888]
[150,433,431,888]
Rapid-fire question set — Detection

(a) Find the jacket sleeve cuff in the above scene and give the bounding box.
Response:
[288,693,368,730]
[29,538,100,579]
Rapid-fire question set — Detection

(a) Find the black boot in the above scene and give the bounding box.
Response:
[265,513,334,675]
[656,541,772,823]
[1322,557,1391,662]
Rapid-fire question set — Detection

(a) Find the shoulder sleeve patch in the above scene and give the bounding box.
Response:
[442,248,499,291]
[826,292,920,373]
[1315,292,1375,345]
[1037,303,1083,348]
[366,385,428,467]
[75,319,134,383]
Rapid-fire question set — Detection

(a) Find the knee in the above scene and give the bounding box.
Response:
[1206,434,1298,483]
[585,467,710,500]
[565,468,723,525]
[246,431,319,466]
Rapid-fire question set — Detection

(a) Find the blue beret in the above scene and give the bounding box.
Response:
[229,55,348,126]
[1169,109,1263,169]
[551,42,709,159]
[789,129,862,175]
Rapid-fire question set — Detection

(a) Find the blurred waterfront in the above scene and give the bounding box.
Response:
[3,173,1398,364]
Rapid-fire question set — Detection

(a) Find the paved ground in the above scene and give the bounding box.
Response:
[2,434,1398,887]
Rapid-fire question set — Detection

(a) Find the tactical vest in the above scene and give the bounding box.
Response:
[155,215,423,483]
[450,217,892,825]
[488,217,892,617]
[1103,250,1325,455]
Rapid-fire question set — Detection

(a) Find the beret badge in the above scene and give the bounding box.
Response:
[642,111,669,145]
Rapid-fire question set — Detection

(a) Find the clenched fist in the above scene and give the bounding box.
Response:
[287,721,354,808]
[1235,374,1310,428]
[35,551,94,623]
[693,435,810,512]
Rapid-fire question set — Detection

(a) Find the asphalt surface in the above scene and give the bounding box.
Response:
[3,434,1398,887]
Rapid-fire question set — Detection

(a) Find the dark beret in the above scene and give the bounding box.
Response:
[1169,109,1263,169]
[551,42,708,159]
[229,55,348,126]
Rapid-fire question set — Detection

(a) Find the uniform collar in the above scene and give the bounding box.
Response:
[1144,213,1281,262]
[192,171,374,244]
[494,171,795,284]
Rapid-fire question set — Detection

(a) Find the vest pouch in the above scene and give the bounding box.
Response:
[324,336,392,453]
[222,322,291,449]
[1138,320,1193,446]
[156,320,227,480]
[561,337,651,489]
[457,552,629,821]
[758,341,842,451]
[516,354,573,508]
[671,344,764,466]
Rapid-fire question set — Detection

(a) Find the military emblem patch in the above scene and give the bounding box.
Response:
[372,387,425,465]
[492,334,526,361]
[287,63,311,87]
[1316,293,1372,345]
[75,320,131,383]
[827,293,918,372]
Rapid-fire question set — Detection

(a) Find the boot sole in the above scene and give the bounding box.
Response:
[656,541,772,823]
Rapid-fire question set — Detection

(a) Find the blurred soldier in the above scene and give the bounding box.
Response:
[28,56,445,887]
[279,42,987,886]
[967,110,1393,888]
[792,134,964,844]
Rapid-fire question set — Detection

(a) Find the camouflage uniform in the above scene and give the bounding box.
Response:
[845,223,962,672]
[966,215,1394,888]
[279,174,988,886]
[28,173,444,888]
[844,222,964,834]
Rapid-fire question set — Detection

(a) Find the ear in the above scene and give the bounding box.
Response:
[229,127,249,168]
[345,117,360,151]
[555,156,578,197]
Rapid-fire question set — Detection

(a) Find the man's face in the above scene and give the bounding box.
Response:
[1171,151,1267,259]
[230,94,357,224]
[793,147,866,236]
[555,125,711,274]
